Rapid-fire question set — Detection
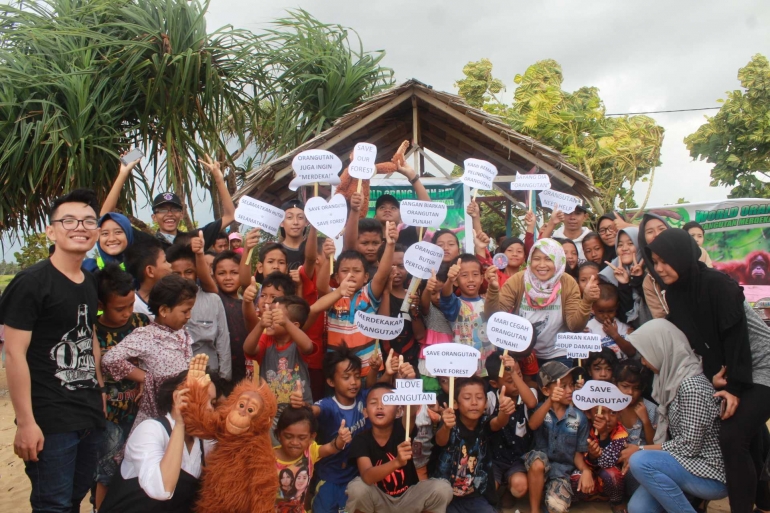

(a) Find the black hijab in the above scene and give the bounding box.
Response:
[647,229,752,395]
[596,213,618,262]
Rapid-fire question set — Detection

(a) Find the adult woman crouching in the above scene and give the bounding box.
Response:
[621,319,727,512]
[647,228,770,513]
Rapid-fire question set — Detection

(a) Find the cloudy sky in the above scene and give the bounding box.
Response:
[206,0,768,207]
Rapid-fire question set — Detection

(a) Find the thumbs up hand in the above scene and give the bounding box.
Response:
[337,419,352,446]
[290,381,305,409]
[584,274,600,302]
[498,386,516,416]
[243,277,258,303]
[397,356,416,379]
[191,230,205,254]
[385,349,397,376]
[262,303,274,328]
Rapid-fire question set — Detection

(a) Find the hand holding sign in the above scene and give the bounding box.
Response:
[572,380,632,412]
[290,149,342,191]
[305,194,347,237]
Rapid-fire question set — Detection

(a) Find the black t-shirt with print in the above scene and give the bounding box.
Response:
[348,422,419,497]
[282,243,304,271]
[0,260,104,433]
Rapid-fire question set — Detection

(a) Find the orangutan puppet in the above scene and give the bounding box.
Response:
[182,355,278,513]
[335,140,410,219]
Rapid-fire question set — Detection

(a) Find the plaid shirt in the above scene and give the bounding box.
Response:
[662,374,725,483]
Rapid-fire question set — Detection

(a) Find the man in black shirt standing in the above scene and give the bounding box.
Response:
[1,189,106,512]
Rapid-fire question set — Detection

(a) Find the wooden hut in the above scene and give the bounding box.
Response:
[235,79,597,206]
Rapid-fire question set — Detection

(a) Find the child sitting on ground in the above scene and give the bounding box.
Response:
[273,406,352,512]
[92,264,151,510]
[586,283,635,360]
[526,362,592,513]
[438,254,494,374]
[345,382,453,513]
[573,406,628,513]
[430,375,518,512]
[312,221,397,378]
[484,353,538,502]
[615,360,657,447]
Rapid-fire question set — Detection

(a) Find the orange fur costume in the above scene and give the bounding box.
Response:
[335,140,410,218]
[183,376,278,513]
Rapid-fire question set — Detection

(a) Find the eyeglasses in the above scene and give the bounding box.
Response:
[51,217,98,230]
[154,207,182,214]
[598,227,617,235]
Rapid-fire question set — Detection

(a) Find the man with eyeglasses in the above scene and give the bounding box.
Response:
[100,154,235,251]
[0,189,106,512]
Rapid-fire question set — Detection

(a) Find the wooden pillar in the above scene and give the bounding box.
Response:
[506,199,512,237]
[412,96,419,173]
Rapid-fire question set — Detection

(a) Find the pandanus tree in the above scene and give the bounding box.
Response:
[0,0,393,233]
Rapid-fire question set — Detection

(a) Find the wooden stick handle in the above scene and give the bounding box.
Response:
[314,182,319,197]
[498,349,508,378]
[449,377,455,410]
[330,254,334,275]
[418,226,424,240]
[405,405,411,441]
[247,247,255,264]
[472,188,478,201]
[356,178,362,193]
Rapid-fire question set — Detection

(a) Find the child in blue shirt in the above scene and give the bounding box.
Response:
[525,361,591,513]
[438,254,494,375]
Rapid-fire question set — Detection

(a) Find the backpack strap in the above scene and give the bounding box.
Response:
[155,416,173,436]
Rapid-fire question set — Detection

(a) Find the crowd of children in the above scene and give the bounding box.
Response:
[2,152,769,513]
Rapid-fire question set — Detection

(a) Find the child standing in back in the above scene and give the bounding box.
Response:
[586,283,635,360]
[92,264,151,510]
[438,254,492,374]
[273,406,352,512]
[583,348,619,383]
[211,250,249,382]
[526,362,592,513]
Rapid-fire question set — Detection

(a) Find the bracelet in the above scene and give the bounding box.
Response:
[333,435,342,451]
[408,175,420,185]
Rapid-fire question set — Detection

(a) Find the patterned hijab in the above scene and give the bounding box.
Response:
[524,238,566,309]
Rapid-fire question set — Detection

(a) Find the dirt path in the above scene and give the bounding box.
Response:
[0,368,729,512]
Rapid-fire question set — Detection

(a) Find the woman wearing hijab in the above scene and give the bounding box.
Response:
[647,228,770,513]
[600,226,651,328]
[485,238,600,366]
[83,213,137,273]
[620,319,727,512]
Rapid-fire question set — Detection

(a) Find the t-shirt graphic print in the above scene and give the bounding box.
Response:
[51,304,98,390]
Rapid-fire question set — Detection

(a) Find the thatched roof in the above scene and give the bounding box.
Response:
[235,79,597,204]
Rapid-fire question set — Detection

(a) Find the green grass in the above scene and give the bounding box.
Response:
[0,275,14,293]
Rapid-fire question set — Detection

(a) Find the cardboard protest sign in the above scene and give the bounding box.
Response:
[486,313,534,352]
[235,197,285,236]
[555,333,602,359]
[354,311,404,341]
[400,200,447,228]
[424,343,481,378]
[403,241,444,279]
[289,149,342,190]
[462,158,497,191]
[510,172,551,191]
[381,379,437,405]
[332,233,344,258]
[572,380,632,412]
[304,194,347,238]
[539,189,583,214]
[348,142,377,180]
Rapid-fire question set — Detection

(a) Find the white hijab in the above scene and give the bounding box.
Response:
[627,319,703,444]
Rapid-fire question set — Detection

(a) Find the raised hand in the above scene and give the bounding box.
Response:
[549,209,565,226]
[290,381,305,409]
[426,269,439,293]
[290,269,301,286]
[396,161,416,181]
[337,419,352,445]
[550,378,566,404]
[630,253,644,277]
[525,211,536,232]
[272,305,287,327]
[583,274,600,302]
[385,349,397,376]
[473,229,490,253]
[191,230,205,255]
[198,154,223,179]
[261,303,274,328]
[119,151,141,175]
[485,265,499,292]
[395,440,413,466]
[187,354,210,387]
[369,350,383,373]
[501,353,519,375]
[385,221,397,245]
[397,357,416,379]
[338,272,358,297]
[171,387,190,424]
[244,228,261,251]
[323,237,337,257]
[604,260,630,285]
[498,386,516,416]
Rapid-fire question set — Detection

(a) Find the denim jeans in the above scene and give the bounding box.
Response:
[628,450,727,513]
[25,429,102,513]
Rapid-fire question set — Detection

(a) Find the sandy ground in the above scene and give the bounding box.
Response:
[0,368,730,513]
